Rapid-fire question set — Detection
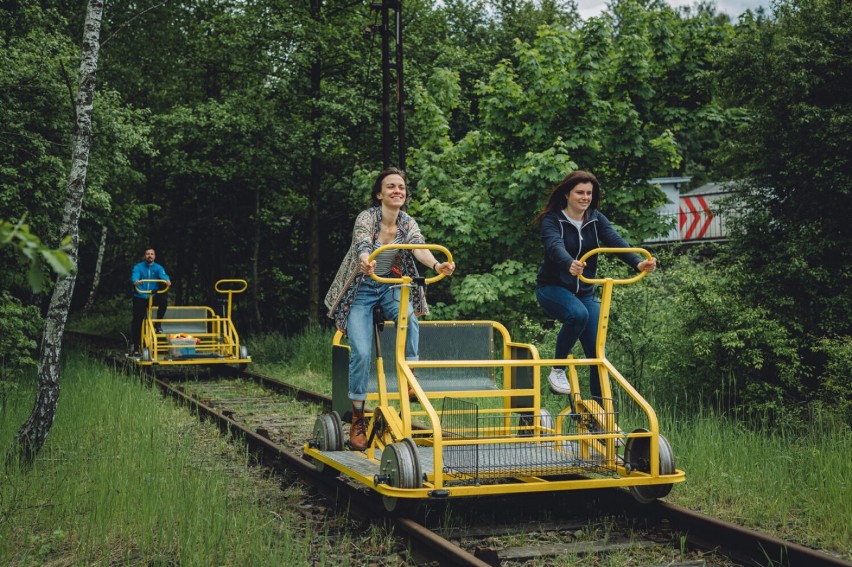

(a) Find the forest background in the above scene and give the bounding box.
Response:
[1,0,849,426]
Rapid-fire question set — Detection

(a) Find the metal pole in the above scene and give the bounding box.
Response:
[380,1,391,168]
[395,2,405,171]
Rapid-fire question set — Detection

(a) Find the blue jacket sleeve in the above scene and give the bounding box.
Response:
[540,214,574,270]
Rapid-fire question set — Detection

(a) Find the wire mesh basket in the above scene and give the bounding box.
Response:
[440,397,620,482]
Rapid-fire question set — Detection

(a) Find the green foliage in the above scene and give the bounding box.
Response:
[449,260,538,324]
[812,336,852,423]
[0,27,74,235]
[246,325,332,378]
[0,218,74,293]
[712,0,852,410]
[0,291,43,408]
[0,4,151,313]
[407,4,736,327]
[67,294,129,338]
[2,0,846,421]
[607,253,806,420]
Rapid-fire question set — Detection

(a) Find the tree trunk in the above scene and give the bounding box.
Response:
[82,224,107,316]
[11,0,103,466]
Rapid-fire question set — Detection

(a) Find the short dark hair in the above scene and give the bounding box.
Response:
[370,167,411,208]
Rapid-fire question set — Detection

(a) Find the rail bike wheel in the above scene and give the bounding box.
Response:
[380,438,422,513]
[237,345,249,371]
[311,412,344,475]
[140,347,151,363]
[624,428,676,504]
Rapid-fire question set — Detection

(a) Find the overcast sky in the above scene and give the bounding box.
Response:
[576,0,771,20]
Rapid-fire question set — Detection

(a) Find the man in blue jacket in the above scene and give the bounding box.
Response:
[130,247,171,355]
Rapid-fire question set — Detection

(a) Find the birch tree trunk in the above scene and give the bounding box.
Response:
[11,0,104,466]
[82,224,108,316]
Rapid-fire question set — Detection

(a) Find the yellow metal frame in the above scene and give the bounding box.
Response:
[134,278,251,367]
[304,246,685,501]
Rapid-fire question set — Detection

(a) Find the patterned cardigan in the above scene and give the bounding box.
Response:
[324,207,428,333]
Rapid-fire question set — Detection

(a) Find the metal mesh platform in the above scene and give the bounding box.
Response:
[440,397,619,481]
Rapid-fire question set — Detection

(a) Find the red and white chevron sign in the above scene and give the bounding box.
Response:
[679,196,715,240]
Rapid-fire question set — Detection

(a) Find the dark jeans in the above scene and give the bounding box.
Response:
[535,285,603,400]
[131,294,168,351]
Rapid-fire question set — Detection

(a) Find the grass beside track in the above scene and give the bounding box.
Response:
[0,352,325,566]
[249,327,852,561]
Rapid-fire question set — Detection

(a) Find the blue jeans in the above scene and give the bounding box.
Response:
[346,278,419,401]
[535,285,603,399]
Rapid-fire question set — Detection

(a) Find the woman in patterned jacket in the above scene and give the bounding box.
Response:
[324,167,455,450]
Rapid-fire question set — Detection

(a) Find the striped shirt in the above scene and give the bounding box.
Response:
[373,233,404,276]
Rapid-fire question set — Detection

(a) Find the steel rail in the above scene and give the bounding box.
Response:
[161,365,852,567]
[650,501,851,567]
[148,364,490,567]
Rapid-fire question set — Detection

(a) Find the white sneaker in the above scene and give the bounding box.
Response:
[547,368,571,394]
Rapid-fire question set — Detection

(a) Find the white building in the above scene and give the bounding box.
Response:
[645,177,736,244]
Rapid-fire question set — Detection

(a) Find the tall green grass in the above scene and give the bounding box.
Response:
[66,294,130,338]
[663,401,851,556]
[247,325,333,393]
[0,352,312,566]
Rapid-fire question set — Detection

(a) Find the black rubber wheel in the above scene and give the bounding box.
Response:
[237,344,249,371]
[311,414,344,476]
[624,428,676,504]
[380,439,422,513]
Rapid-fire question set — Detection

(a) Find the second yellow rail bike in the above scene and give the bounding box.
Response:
[131,278,251,369]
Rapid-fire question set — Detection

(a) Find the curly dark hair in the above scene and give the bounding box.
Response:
[370,167,411,209]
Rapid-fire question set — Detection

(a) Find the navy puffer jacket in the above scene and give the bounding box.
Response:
[536,209,642,296]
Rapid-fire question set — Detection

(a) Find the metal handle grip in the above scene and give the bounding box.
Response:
[578,247,653,285]
[368,244,453,285]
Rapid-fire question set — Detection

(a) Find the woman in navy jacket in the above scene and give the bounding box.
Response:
[534,170,657,399]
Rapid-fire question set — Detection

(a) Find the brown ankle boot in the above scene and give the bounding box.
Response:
[407,375,421,402]
[350,402,368,451]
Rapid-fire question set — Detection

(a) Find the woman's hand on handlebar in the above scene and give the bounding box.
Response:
[569,260,586,277]
[637,258,658,273]
[358,253,376,275]
[434,261,456,276]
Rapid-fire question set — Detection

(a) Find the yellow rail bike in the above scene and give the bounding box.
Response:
[304,245,683,512]
[132,279,251,368]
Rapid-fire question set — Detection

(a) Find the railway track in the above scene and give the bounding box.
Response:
[70,332,850,567]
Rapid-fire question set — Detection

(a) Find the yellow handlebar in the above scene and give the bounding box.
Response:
[578,247,653,285]
[215,279,248,293]
[134,279,169,294]
[368,244,453,285]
